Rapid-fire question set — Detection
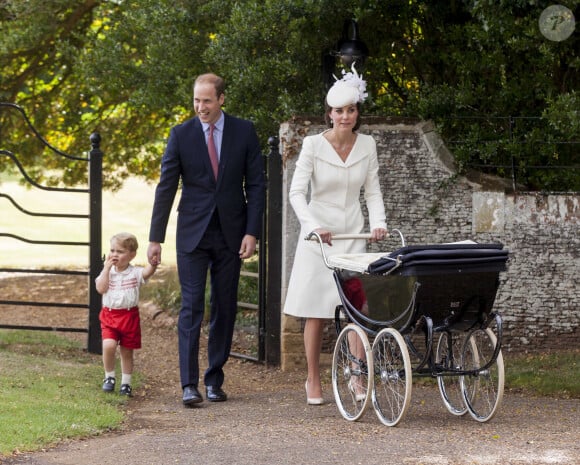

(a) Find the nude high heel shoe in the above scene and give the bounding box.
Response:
[305,381,324,405]
[348,377,366,402]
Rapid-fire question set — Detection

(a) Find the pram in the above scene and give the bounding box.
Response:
[309,230,509,426]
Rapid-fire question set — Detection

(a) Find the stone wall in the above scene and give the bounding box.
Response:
[279,117,579,370]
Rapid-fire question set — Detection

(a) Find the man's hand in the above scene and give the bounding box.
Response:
[147,241,162,266]
[239,235,257,259]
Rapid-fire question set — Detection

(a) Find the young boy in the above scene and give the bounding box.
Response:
[95,232,158,396]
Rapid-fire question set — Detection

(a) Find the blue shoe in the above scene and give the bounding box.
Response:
[102,377,115,392]
[120,384,133,397]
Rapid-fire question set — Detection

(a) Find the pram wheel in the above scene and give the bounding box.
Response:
[371,328,412,426]
[331,324,373,421]
[461,328,505,422]
[436,331,468,416]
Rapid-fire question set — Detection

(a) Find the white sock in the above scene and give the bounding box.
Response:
[121,373,132,385]
[105,371,116,380]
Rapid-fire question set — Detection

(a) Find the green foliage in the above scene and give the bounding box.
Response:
[140,266,183,314]
[140,258,261,358]
[0,330,125,456]
[1,0,204,189]
[544,91,580,137]
[405,1,580,190]
[0,0,578,190]
[141,257,260,321]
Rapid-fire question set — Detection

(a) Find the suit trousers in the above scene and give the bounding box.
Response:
[176,211,241,389]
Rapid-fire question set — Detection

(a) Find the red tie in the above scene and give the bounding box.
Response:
[207,124,218,179]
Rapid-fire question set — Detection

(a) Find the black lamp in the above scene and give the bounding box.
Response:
[335,19,369,69]
[322,19,369,91]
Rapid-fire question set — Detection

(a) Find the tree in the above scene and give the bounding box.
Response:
[404,0,580,190]
[1,0,208,188]
[1,0,578,190]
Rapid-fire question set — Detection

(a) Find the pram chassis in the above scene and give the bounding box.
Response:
[308,230,508,426]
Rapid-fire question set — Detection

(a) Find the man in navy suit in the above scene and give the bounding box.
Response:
[147,73,265,405]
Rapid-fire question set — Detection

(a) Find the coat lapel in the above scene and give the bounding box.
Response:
[215,113,237,186]
[219,113,232,175]
[316,133,366,167]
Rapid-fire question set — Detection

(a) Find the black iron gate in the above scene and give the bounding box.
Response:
[232,136,282,365]
[0,102,103,353]
[0,102,283,364]
[262,136,282,366]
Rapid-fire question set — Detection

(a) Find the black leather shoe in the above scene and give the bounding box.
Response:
[206,386,227,402]
[182,385,203,405]
[119,384,133,397]
[102,377,116,392]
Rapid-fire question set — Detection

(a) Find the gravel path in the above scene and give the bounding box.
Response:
[2,382,578,465]
[1,285,578,465]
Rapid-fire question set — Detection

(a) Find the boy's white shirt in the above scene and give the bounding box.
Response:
[101,264,145,309]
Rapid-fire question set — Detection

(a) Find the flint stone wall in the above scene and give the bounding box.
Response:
[279,116,579,370]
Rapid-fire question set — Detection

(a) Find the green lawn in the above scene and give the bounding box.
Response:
[0,177,177,268]
[0,331,128,457]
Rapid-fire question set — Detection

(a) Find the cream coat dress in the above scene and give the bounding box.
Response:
[283,131,387,319]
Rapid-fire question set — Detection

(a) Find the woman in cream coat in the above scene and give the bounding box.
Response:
[283,69,387,405]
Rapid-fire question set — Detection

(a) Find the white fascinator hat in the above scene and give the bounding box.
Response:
[326,63,368,108]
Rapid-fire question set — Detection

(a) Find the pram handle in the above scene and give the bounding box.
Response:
[306,229,406,270]
[325,233,372,240]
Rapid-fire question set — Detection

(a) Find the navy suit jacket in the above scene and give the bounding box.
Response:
[149,112,265,254]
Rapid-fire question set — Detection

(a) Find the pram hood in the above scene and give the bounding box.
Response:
[327,241,509,275]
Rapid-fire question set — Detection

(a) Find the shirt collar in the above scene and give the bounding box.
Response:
[201,112,225,133]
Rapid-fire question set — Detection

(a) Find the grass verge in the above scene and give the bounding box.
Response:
[0,331,127,457]
[504,349,579,398]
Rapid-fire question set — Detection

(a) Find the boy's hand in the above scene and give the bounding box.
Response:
[103,254,116,269]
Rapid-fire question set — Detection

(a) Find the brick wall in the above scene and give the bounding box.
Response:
[279,117,579,370]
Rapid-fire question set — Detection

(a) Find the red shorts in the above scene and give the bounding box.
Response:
[99,306,142,349]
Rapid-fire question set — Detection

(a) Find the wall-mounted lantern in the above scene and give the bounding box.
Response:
[322,19,369,91]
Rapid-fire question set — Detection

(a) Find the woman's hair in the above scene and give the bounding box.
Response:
[324,102,362,132]
[111,232,138,252]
